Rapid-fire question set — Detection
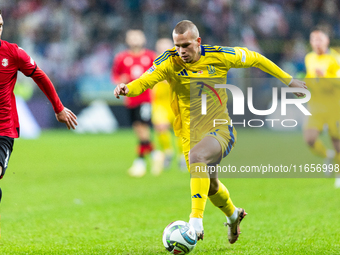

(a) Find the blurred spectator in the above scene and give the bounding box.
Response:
[1,0,339,108]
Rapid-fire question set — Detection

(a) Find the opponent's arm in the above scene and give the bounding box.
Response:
[17,47,77,129]
[31,68,78,129]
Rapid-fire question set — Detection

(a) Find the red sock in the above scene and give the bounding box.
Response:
[138,141,153,158]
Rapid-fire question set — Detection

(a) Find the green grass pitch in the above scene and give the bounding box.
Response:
[0,129,339,254]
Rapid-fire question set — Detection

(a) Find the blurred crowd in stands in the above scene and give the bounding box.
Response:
[1,0,339,105]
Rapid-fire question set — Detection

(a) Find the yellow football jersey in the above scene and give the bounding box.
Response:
[305,49,340,78]
[152,80,174,125]
[305,48,340,112]
[127,45,292,139]
[152,80,171,105]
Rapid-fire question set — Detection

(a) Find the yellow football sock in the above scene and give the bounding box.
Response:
[310,139,327,158]
[156,130,172,151]
[208,180,236,217]
[190,163,210,219]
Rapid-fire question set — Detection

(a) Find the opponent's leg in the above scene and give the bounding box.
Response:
[0,137,14,203]
[128,121,153,177]
[0,166,2,203]
[134,121,153,156]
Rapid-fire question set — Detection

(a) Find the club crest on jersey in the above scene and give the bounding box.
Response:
[207,65,216,76]
[147,64,156,74]
[2,58,8,67]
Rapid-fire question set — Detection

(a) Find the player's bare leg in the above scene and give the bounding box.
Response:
[331,138,340,188]
[208,175,219,196]
[188,136,246,243]
[190,136,222,164]
[303,129,321,151]
[304,128,334,175]
[331,138,340,155]
[133,121,151,142]
[128,121,152,177]
[304,128,330,158]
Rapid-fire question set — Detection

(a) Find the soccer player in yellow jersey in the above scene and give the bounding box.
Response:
[304,28,340,187]
[114,20,307,244]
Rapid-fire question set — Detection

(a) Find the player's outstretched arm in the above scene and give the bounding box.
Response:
[55,107,78,130]
[113,58,167,99]
[114,83,129,99]
[232,48,308,93]
[289,79,307,97]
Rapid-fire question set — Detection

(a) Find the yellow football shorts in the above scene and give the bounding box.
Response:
[304,113,340,139]
[152,102,174,126]
[181,125,237,171]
